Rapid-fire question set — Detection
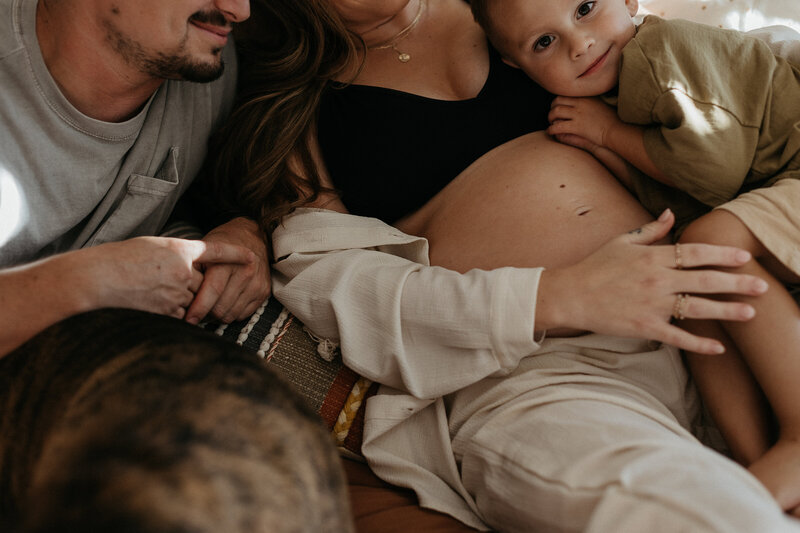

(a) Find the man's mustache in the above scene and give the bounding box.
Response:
[189,9,232,29]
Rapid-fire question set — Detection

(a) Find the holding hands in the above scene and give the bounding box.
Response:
[85,217,271,324]
[0,217,271,358]
[186,217,272,325]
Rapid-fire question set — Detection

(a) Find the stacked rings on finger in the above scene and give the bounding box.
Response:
[674,243,683,270]
[672,293,689,320]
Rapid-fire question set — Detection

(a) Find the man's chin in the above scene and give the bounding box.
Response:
[177,58,225,83]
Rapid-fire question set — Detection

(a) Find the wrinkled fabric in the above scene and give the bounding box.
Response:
[272,209,800,531]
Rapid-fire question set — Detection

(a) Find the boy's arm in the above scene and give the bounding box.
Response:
[548,96,673,187]
[548,132,637,191]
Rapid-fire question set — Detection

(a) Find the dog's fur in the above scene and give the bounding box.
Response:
[0,309,353,532]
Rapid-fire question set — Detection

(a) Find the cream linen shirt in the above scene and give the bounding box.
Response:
[270,208,787,532]
[272,208,545,529]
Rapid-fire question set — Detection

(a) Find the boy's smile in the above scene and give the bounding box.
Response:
[487,0,639,96]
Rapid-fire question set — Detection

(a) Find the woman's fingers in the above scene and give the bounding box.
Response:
[654,322,727,355]
[673,242,752,269]
[539,210,771,355]
[625,208,675,245]
[189,268,204,293]
[670,293,756,322]
[677,269,768,298]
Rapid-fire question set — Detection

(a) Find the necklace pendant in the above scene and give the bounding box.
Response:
[397,52,411,62]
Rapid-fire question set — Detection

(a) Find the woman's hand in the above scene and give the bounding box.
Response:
[84,236,257,320]
[536,209,768,354]
[185,217,271,325]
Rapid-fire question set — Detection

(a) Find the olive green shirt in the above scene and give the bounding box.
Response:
[611,16,800,229]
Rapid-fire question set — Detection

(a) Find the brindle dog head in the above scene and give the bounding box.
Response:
[0,309,353,532]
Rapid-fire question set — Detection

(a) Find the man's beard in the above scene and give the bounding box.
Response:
[104,10,230,83]
[146,47,226,83]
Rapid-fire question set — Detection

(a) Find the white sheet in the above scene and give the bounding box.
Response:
[639,0,800,33]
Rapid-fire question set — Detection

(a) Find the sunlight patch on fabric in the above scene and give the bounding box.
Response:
[0,167,27,248]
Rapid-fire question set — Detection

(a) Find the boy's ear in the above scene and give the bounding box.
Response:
[501,56,521,69]
[625,0,639,17]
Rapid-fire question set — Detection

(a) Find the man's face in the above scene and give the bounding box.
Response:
[489,0,638,97]
[99,0,250,82]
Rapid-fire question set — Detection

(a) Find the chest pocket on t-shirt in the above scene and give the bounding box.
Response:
[89,147,182,246]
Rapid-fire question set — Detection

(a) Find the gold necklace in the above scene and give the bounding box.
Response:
[367,0,426,63]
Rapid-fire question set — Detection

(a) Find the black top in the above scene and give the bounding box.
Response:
[317,44,552,223]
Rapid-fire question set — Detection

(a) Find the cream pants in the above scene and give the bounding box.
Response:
[449,335,800,532]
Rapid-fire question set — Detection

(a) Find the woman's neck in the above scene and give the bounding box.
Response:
[359,0,423,49]
[342,0,489,102]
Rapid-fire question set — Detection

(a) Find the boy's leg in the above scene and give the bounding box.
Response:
[681,209,800,510]
[682,318,774,464]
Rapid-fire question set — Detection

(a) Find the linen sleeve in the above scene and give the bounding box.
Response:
[271,209,544,399]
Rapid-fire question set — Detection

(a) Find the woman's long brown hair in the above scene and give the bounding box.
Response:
[204,0,359,238]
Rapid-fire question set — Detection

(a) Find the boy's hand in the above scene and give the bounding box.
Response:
[547,96,622,148]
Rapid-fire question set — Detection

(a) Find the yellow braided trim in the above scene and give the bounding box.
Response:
[332,376,373,446]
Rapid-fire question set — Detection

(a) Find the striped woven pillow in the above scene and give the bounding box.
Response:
[203,297,376,457]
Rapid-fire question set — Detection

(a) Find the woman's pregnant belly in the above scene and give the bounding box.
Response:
[396,131,660,273]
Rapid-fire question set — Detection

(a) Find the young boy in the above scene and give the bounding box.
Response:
[471,0,800,514]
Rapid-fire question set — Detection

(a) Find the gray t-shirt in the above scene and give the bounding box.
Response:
[0,0,237,267]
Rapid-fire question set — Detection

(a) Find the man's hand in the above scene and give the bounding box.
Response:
[185,217,271,325]
[547,96,622,148]
[83,236,255,320]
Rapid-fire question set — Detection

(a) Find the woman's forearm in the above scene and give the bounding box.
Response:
[271,209,544,399]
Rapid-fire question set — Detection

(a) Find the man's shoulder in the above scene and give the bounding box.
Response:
[0,0,25,59]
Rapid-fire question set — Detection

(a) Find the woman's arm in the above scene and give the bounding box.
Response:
[272,133,766,398]
[272,207,763,399]
[272,208,545,399]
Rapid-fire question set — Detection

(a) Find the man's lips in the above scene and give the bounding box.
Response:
[190,20,231,43]
[578,49,610,78]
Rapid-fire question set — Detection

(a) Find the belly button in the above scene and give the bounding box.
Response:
[574,205,592,216]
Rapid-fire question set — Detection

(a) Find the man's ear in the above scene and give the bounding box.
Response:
[625,0,639,17]
[501,57,521,69]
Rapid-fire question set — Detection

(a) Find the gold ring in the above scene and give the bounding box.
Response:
[674,243,683,270]
[672,293,688,320]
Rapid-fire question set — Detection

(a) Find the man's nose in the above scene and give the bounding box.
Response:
[215,0,250,23]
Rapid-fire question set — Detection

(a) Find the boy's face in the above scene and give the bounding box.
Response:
[488,0,638,96]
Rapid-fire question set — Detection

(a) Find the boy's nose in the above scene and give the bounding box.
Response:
[571,32,595,59]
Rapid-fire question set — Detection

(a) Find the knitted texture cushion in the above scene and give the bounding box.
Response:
[203,297,376,457]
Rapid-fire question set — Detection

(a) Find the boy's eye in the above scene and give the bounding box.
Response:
[577,1,595,18]
[534,35,554,51]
